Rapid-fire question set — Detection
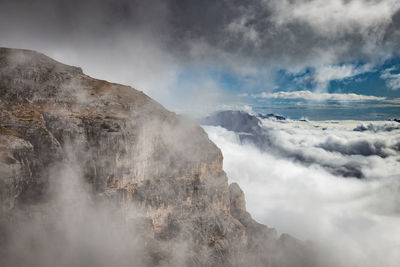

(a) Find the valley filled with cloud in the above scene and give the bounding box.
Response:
[203,114,400,266]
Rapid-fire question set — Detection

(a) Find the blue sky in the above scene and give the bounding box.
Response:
[167,56,400,120]
[175,56,400,98]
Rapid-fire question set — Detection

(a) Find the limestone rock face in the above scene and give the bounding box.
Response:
[0,48,314,266]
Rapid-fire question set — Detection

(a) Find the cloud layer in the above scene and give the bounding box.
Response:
[203,117,400,266]
[254,90,386,101]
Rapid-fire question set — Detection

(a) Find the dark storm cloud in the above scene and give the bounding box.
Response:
[166,0,367,66]
[1,0,400,69]
[0,0,169,39]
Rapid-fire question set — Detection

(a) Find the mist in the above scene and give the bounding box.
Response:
[0,148,148,267]
[0,123,217,267]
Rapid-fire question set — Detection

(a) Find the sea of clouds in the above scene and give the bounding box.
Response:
[203,117,400,267]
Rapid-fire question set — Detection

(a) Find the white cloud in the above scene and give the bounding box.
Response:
[298,63,374,91]
[269,0,400,37]
[380,67,400,90]
[255,90,386,101]
[237,93,249,97]
[313,64,372,84]
[203,118,400,267]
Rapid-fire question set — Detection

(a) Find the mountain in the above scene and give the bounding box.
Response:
[0,48,315,266]
[201,110,272,148]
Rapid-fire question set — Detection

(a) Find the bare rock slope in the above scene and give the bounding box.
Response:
[0,48,315,266]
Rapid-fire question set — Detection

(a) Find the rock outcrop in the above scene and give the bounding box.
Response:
[0,48,315,266]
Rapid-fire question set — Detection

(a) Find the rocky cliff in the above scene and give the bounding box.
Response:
[0,48,315,266]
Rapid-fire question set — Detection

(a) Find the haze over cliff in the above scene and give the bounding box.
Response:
[0,48,316,266]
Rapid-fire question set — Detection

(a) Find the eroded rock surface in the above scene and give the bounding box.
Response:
[0,48,315,266]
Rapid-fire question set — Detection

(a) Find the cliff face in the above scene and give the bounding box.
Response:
[0,48,314,266]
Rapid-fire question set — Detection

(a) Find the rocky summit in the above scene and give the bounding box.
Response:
[0,48,315,267]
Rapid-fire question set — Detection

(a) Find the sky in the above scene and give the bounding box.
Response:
[1,0,400,119]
